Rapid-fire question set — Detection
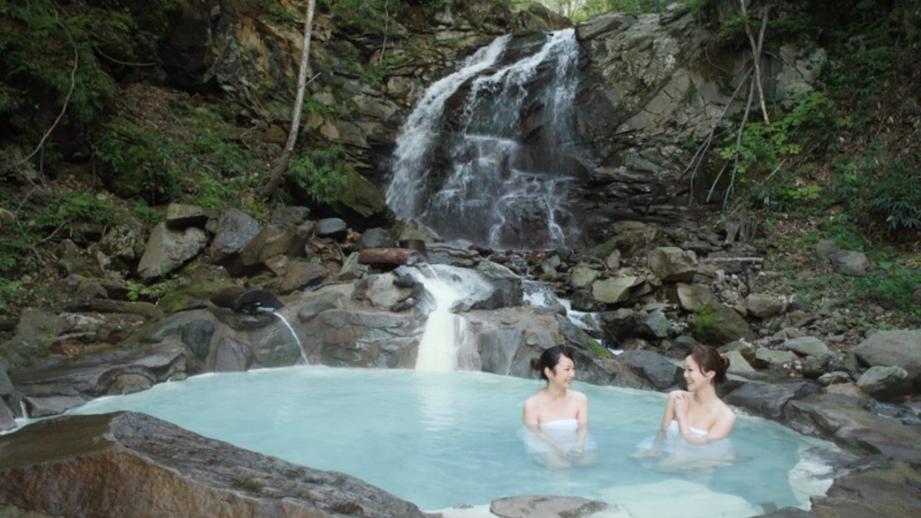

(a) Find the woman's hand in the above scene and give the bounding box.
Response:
[673,392,689,417]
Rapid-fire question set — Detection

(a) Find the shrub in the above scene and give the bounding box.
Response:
[289,146,350,204]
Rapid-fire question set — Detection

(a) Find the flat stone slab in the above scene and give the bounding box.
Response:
[0,412,427,518]
[490,495,614,518]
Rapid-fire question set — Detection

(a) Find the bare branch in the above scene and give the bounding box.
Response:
[17,8,78,169]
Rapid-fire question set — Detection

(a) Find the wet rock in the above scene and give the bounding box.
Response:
[490,495,610,518]
[212,336,254,372]
[358,248,422,268]
[745,294,785,319]
[648,247,698,282]
[830,251,869,276]
[616,350,681,390]
[297,292,345,322]
[180,319,216,361]
[783,336,830,357]
[137,223,208,280]
[785,393,921,464]
[22,395,88,417]
[0,399,15,431]
[855,330,921,383]
[338,252,368,280]
[811,461,921,518]
[108,373,154,395]
[208,209,261,263]
[353,273,411,310]
[474,261,523,309]
[725,380,819,419]
[0,412,428,518]
[857,366,912,401]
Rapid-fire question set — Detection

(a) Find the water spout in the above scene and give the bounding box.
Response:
[259,307,309,365]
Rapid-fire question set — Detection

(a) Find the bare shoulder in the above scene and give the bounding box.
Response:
[570,390,588,403]
[524,392,543,409]
[718,400,736,421]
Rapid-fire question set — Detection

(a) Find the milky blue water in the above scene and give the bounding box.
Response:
[69,367,834,516]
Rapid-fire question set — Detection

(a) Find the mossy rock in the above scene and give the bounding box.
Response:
[335,169,388,220]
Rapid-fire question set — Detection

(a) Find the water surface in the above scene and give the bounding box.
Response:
[70,367,834,516]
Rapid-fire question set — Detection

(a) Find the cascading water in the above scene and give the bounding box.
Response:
[412,264,493,371]
[386,29,584,250]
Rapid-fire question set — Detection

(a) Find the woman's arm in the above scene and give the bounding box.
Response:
[523,399,563,451]
[575,392,589,451]
[676,402,735,445]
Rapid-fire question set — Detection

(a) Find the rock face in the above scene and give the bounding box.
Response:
[0,412,428,518]
[810,461,921,518]
[490,495,611,518]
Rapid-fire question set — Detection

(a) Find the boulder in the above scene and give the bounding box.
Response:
[855,330,921,382]
[723,350,755,374]
[692,304,754,345]
[725,381,819,419]
[785,393,921,464]
[648,247,698,282]
[165,203,210,229]
[239,224,297,266]
[744,294,785,319]
[212,336,253,372]
[0,399,15,431]
[616,350,681,390]
[137,223,208,280]
[856,366,912,401]
[830,251,869,276]
[359,227,395,249]
[675,283,718,312]
[753,347,798,369]
[316,218,347,238]
[208,209,260,263]
[592,276,642,305]
[811,461,921,518]
[570,264,601,290]
[783,336,831,357]
[0,412,427,518]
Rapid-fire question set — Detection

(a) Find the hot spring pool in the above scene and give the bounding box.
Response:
[68,367,834,516]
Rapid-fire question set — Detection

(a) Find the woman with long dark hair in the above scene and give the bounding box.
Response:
[521,345,596,468]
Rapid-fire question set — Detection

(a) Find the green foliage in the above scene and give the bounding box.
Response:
[832,155,921,234]
[94,118,179,202]
[691,305,717,341]
[289,146,351,204]
[851,263,921,316]
[587,338,613,358]
[125,280,166,302]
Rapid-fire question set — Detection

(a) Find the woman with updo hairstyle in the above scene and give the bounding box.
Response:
[659,344,735,445]
[521,345,596,468]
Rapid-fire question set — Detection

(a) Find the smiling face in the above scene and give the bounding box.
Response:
[545,354,575,389]
[683,355,714,391]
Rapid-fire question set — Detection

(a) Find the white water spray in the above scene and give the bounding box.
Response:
[412,265,493,372]
[259,308,309,365]
[387,35,511,217]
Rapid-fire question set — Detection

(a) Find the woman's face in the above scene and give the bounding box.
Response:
[683,355,711,391]
[547,355,575,388]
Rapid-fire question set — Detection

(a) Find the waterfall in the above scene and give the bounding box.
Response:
[386,35,511,218]
[386,29,583,250]
[412,264,493,371]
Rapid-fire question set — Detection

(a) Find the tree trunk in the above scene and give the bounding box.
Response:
[262,0,317,199]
